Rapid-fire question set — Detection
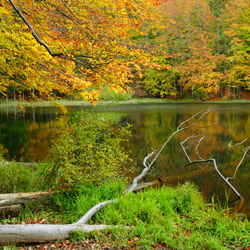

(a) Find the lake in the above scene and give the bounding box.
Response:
[0,103,250,216]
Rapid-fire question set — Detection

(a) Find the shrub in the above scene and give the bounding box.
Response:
[46,112,131,187]
[99,86,132,101]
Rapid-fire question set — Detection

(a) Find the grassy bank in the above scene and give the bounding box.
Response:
[1,97,250,109]
[1,176,249,249]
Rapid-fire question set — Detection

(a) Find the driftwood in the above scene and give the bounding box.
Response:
[0,224,110,243]
[0,192,57,217]
[0,107,234,244]
[0,151,156,243]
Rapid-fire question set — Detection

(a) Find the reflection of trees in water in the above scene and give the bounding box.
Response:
[0,107,68,161]
[0,108,127,162]
[125,107,250,215]
[0,117,29,160]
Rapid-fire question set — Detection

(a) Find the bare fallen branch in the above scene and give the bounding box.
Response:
[75,200,117,225]
[234,138,249,147]
[146,108,216,175]
[77,108,220,227]
[0,107,230,243]
[184,159,243,200]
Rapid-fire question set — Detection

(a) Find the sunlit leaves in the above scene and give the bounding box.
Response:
[1,0,161,102]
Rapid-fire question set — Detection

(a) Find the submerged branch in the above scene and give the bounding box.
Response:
[185,159,243,199]
[227,145,250,181]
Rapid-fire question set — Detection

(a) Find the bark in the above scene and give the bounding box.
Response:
[0,152,156,243]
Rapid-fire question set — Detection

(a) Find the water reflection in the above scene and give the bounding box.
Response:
[0,103,249,216]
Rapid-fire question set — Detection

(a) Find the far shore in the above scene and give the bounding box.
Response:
[0,98,250,108]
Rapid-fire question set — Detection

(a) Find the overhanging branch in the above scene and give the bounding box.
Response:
[9,0,63,57]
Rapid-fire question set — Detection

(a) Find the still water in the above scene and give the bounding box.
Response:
[0,103,250,216]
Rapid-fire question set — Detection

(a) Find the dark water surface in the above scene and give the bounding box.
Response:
[0,103,250,216]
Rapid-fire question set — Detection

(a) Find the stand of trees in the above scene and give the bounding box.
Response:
[1,0,249,102]
[142,0,250,99]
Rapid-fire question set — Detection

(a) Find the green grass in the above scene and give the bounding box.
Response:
[84,183,250,250]
[2,182,249,250]
[0,159,52,193]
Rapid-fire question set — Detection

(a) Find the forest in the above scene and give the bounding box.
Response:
[0,0,250,249]
[1,0,250,103]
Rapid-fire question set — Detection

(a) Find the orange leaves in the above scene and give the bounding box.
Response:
[1,0,164,103]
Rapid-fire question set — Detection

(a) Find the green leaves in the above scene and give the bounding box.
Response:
[143,60,179,98]
[47,111,131,187]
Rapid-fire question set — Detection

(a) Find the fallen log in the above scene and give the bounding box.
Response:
[0,224,110,243]
[0,192,54,207]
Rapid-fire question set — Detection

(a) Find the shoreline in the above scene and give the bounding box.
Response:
[1,98,250,108]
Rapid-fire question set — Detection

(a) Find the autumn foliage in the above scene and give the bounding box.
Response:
[142,0,250,99]
[1,0,250,101]
[0,0,163,103]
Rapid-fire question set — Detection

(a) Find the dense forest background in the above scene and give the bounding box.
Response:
[1,0,250,101]
[140,0,250,100]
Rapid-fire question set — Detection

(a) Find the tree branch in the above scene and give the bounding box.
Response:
[227,145,250,181]
[185,158,243,200]
[8,0,63,57]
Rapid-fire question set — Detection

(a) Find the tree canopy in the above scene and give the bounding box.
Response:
[1,0,165,103]
[1,0,250,102]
